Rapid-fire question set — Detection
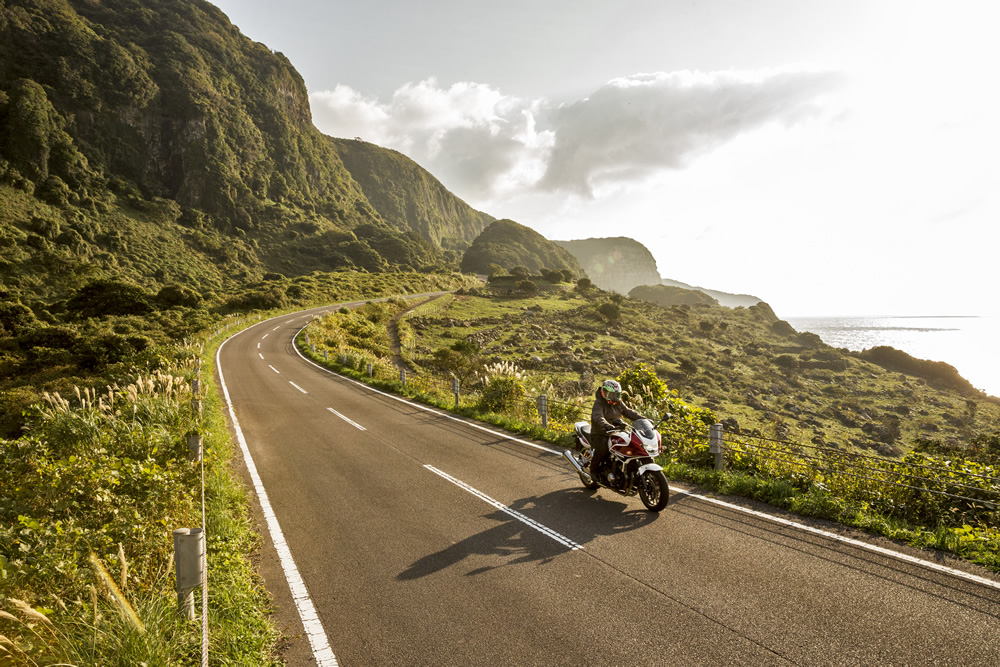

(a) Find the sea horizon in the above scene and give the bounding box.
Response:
[787,314,999,399]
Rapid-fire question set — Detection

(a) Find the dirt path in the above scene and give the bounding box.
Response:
[387,294,442,372]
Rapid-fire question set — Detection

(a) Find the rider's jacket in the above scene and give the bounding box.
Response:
[590,388,642,436]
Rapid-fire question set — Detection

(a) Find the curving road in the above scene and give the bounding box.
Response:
[217,302,1000,666]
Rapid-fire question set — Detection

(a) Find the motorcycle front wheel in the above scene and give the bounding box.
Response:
[638,470,669,511]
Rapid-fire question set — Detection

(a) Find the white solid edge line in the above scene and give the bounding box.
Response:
[292,331,560,455]
[670,489,1000,592]
[217,329,339,666]
[327,407,366,431]
[425,465,582,550]
[290,322,1000,593]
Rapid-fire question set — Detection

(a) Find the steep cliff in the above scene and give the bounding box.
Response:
[554,237,662,294]
[331,138,494,254]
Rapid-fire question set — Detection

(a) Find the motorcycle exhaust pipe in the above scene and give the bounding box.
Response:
[562,450,592,482]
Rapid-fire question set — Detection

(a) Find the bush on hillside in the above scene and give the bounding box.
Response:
[66,279,152,319]
[860,346,976,394]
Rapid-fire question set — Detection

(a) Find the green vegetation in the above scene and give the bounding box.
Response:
[0,342,279,664]
[331,138,494,254]
[630,283,719,307]
[461,219,584,277]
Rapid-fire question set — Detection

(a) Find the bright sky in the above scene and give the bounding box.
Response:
[211,0,999,317]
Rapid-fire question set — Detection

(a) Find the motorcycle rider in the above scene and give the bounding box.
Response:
[588,379,645,484]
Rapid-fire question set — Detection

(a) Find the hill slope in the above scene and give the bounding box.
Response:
[331,138,494,251]
[462,219,584,276]
[0,0,491,300]
[555,237,661,294]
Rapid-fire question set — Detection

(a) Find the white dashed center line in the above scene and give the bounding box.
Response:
[326,407,366,431]
[425,465,582,551]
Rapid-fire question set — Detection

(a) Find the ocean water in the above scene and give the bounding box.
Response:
[786,316,1000,398]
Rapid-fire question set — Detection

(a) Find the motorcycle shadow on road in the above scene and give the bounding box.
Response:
[398,488,656,580]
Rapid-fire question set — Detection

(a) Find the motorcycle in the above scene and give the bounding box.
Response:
[561,416,670,512]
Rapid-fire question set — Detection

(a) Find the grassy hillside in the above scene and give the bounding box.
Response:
[403,285,1000,460]
[630,283,719,308]
[462,219,584,277]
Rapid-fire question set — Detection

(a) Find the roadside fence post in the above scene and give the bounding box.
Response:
[173,527,205,621]
[367,362,373,377]
[341,354,347,366]
[187,432,203,462]
[709,423,725,470]
[190,398,202,418]
[324,350,329,361]
[538,394,548,429]
[191,378,201,396]
[311,343,316,353]
[400,368,406,388]
[452,377,460,408]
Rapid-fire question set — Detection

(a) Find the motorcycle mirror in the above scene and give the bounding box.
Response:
[652,413,673,429]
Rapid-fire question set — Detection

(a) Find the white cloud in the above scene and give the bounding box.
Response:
[309,68,842,203]
[310,85,395,146]
[539,68,844,195]
[309,79,553,201]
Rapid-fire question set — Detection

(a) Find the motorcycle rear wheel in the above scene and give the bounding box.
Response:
[638,470,669,511]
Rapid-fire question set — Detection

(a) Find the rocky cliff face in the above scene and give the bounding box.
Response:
[554,237,662,294]
[0,0,495,282]
[331,139,493,251]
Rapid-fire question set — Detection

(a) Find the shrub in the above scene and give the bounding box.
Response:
[516,279,538,296]
[509,266,531,278]
[597,302,621,321]
[67,280,152,319]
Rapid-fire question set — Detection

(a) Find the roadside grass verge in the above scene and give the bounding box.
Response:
[661,461,1000,572]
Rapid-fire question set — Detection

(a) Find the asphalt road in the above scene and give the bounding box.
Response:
[217,303,1000,666]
